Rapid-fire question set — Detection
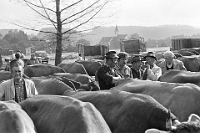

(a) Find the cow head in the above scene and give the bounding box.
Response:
[166,109,178,130]
[146,114,200,133]
[168,114,200,133]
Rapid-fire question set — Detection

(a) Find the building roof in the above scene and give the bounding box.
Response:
[99,34,128,49]
[116,34,128,39]
[99,37,113,45]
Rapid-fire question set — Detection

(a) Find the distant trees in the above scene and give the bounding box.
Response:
[3,30,29,44]
[0,30,30,53]
[146,38,171,48]
[77,39,90,46]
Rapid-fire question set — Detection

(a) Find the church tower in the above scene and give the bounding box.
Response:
[114,25,119,36]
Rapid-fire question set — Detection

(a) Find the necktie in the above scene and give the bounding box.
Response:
[142,69,148,80]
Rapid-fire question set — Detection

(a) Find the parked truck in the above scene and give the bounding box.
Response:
[120,38,146,54]
[171,37,200,51]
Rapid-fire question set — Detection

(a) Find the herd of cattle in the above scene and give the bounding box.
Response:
[1,49,200,133]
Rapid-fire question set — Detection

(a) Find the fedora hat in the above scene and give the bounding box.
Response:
[105,51,119,59]
[144,52,157,60]
[132,56,143,63]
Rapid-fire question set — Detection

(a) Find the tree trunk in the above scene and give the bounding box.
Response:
[55,0,62,66]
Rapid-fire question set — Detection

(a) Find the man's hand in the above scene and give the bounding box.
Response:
[146,64,150,70]
[113,76,122,83]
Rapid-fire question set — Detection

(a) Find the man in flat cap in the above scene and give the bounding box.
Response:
[96,51,122,90]
[159,51,186,74]
[116,52,133,78]
[131,56,144,79]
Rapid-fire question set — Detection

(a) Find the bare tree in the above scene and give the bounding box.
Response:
[12,0,114,65]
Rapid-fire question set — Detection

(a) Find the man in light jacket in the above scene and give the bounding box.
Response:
[0,59,38,102]
[159,51,187,74]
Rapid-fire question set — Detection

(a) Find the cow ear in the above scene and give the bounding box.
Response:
[188,114,200,125]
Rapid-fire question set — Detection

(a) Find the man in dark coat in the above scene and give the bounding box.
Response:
[131,56,144,79]
[96,51,122,90]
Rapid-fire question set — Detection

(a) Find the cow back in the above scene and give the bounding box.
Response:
[20,95,111,133]
[113,78,200,121]
[24,64,66,77]
[58,62,88,74]
[33,78,74,95]
[64,90,177,133]
[53,73,92,84]
[53,76,80,90]
[0,100,36,133]
[76,60,102,76]
[178,56,200,72]
[159,70,200,86]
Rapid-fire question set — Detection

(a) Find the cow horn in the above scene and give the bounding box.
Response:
[166,109,177,131]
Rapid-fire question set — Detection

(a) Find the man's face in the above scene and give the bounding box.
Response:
[165,56,173,64]
[11,66,24,80]
[132,61,142,69]
[118,57,128,66]
[145,57,155,66]
[109,58,118,68]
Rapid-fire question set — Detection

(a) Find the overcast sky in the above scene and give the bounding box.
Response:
[1,0,200,31]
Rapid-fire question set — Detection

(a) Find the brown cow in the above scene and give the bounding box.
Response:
[31,77,74,94]
[53,72,91,84]
[53,73,100,91]
[175,49,195,56]
[24,64,66,77]
[0,100,36,133]
[76,60,102,76]
[112,78,200,122]
[159,70,200,86]
[178,56,200,72]
[58,62,88,74]
[20,95,111,133]
[64,90,200,133]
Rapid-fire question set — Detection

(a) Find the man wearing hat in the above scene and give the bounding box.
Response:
[96,51,122,90]
[142,52,162,81]
[131,56,144,79]
[159,51,186,74]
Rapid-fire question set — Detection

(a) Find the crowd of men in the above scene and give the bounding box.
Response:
[0,49,187,104]
[96,50,187,90]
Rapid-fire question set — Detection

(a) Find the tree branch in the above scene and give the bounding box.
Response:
[23,0,57,25]
[60,0,83,13]
[61,0,101,23]
[62,0,108,35]
[9,21,56,35]
[62,4,99,26]
[24,0,56,13]
[38,0,57,29]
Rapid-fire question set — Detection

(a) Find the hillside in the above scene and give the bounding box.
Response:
[1,25,200,45]
[82,25,200,44]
